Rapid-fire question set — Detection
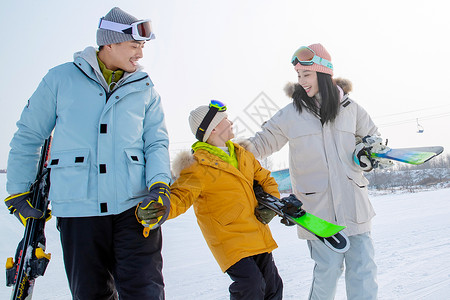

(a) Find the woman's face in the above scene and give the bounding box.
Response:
[295,68,319,97]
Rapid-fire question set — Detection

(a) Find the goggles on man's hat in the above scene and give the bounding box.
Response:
[98,18,155,41]
[291,46,333,70]
[196,100,227,141]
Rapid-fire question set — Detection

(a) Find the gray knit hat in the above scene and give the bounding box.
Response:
[97,7,140,46]
[189,105,228,142]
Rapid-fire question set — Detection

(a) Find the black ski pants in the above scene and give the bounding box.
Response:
[226,252,283,300]
[58,207,164,300]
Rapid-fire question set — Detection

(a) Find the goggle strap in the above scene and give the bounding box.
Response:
[196,107,219,141]
[312,56,333,69]
[98,19,131,34]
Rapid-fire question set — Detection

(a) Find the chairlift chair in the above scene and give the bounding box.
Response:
[416,118,424,133]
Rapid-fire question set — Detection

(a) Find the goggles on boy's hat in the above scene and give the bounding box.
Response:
[195,100,227,141]
[291,46,333,70]
[98,18,155,41]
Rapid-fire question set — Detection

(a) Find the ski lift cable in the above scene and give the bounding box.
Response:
[373,104,450,119]
[377,112,450,127]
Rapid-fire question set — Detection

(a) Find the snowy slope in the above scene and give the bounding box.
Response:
[1,173,450,299]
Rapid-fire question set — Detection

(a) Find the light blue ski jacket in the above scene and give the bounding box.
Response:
[7,47,171,217]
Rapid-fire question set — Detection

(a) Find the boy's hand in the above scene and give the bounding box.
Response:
[255,204,276,224]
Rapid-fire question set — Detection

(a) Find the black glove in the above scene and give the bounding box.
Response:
[280,194,304,226]
[4,192,44,226]
[281,194,303,215]
[354,135,394,171]
[254,204,277,225]
[353,142,374,172]
[136,182,170,237]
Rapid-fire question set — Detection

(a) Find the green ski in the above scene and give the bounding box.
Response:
[254,183,349,253]
[290,212,346,238]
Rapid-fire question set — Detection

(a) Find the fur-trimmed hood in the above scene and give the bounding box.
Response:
[171,150,195,180]
[283,78,353,98]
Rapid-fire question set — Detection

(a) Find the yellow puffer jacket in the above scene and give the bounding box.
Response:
[169,142,280,272]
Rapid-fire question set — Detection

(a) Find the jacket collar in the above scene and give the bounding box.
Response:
[73,46,144,92]
[193,142,251,185]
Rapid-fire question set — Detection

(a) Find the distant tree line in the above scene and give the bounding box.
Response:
[366,153,450,192]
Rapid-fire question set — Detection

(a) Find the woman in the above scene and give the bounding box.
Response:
[243,43,380,299]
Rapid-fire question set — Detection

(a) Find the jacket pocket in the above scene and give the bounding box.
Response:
[347,177,375,223]
[215,203,244,226]
[124,148,147,198]
[48,149,90,201]
[286,121,329,194]
[347,173,369,188]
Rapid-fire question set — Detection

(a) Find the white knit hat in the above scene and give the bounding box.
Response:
[189,105,228,142]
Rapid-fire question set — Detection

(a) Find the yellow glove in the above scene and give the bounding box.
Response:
[135,182,170,237]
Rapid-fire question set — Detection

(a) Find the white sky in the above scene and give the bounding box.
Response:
[1,0,449,169]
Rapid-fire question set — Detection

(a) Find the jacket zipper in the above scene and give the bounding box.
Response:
[105,75,149,101]
[73,62,149,102]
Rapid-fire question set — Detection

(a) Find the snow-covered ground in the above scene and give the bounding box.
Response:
[1,173,449,299]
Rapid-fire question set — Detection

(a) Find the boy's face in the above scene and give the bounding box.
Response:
[104,40,145,72]
[212,117,234,143]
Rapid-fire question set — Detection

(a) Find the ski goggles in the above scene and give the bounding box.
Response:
[98,18,155,41]
[291,46,333,70]
[196,100,227,141]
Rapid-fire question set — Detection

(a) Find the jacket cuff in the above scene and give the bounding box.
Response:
[6,182,32,195]
[148,175,172,190]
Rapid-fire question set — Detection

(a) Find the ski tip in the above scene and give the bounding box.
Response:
[434,146,444,155]
[320,232,350,253]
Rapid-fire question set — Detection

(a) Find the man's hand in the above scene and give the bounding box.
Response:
[136,182,170,237]
[4,192,44,226]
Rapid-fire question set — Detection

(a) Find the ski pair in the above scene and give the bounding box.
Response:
[359,136,444,166]
[254,183,349,253]
[6,138,52,300]
[370,146,443,165]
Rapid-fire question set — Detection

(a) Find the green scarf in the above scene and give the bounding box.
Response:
[192,140,238,169]
[97,53,124,86]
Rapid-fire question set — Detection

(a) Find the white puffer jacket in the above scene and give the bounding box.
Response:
[247,80,379,239]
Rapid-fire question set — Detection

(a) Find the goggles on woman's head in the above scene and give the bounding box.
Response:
[291,46,333,70]
[98,18,156,41]
[196,100,227,141]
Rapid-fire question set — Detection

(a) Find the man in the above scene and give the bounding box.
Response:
[4,7,171,299]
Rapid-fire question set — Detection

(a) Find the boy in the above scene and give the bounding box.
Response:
[168,100,283,299]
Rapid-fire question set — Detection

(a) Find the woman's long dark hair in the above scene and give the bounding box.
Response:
[292,72,340,124]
